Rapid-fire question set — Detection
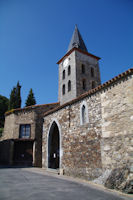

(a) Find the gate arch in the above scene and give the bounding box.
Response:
[47,120,61,169]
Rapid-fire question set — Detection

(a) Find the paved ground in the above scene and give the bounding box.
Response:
[0,168,132,200]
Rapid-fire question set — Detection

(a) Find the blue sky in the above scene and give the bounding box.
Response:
[0,0,133,107]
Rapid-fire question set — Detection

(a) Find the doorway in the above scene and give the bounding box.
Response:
[48,121,60,169]
[13,140,33,166]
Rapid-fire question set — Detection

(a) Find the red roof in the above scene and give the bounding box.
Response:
[57,47,100,64]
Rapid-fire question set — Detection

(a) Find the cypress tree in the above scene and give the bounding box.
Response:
[9,87,17,110]
[25,89,36,107]
[16,81,21,108]
[9,82,21,110]
[0,95,9,128]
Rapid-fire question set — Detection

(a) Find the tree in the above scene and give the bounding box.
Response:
[25,89,36,107]
[9,87,16,110]
[9,81,21,110]
[16,81,21,108]
[0,95,9,128]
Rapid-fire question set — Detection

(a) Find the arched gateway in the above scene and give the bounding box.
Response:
[48,121,60,169]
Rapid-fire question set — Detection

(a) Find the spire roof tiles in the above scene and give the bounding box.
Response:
[67,25,88,52]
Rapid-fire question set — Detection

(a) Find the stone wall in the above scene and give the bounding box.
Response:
[2,110,36,140]
[42,71,133,185]
[42,94,102,180]
[101,75,133,171]
[58,51,77,105]
[34,104,59,167]
[58,49,101,105]
[75,50,101,97]
[2,113,16,140]
[0,103,59,167]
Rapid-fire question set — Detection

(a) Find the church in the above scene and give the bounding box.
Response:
[0,26,133,192]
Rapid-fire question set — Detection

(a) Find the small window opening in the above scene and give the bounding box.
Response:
[81,64,85,74]
[82,105,86,124]
[68,80,71,92]
[62,84,65,95]
[63,70,65,79]
[68,65,71,75]
[91,67,94,77]
[82,79,86,90]
[92,81,95,89]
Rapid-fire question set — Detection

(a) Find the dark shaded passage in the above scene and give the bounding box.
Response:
[48,122,60,169]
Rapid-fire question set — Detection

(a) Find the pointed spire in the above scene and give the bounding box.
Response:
[67,25,88,52]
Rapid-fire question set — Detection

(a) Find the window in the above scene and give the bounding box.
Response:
[68,65,71,75]
[19,124,31,138]
[81,64,85,74]
[68,80,71,92]
[63,70,65,79]
[62,84,65,95]
[80,101,89,125]
[82,105,86,124]
[92,81,95,89]
[82,79,86,90]
[91,67,94,77]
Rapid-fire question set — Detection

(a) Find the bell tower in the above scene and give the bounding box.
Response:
[57,25,101,105]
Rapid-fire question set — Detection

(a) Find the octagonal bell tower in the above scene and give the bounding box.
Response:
[57,25,101,105]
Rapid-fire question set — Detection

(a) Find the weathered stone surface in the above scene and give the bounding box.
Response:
[58,50,101,105]
[42,94,103,180]
[105,166,133,194]
[123,180,133,194]
[101,76,133,171]
[42,72,133,192]
[93,169,112,185]
[0,103,58,167]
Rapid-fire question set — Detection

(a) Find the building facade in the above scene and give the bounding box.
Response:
[42,26,133,192]
[43,69,133,178]
[1,26,133,192]
[58,25,101,105]
[0,103,58,166]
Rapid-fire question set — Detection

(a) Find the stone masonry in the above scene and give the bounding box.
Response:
[43,93,102,180]
[101,74,133,170]
[42,70,133,186]
[1,25,133,193]
[58,48,101,105]
[0,103,59,166]
[75,50,101,97]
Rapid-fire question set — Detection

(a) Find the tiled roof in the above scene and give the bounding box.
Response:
[5,102,59,116]
[44,68,133,117]
[67,25,88,52]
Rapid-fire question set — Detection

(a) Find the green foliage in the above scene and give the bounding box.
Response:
[0,128,4,137]
[9,87,16,110]
[9,81,21,110]
[16,81,21,108]
[0,95,9,128]
[25,89,36,107]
